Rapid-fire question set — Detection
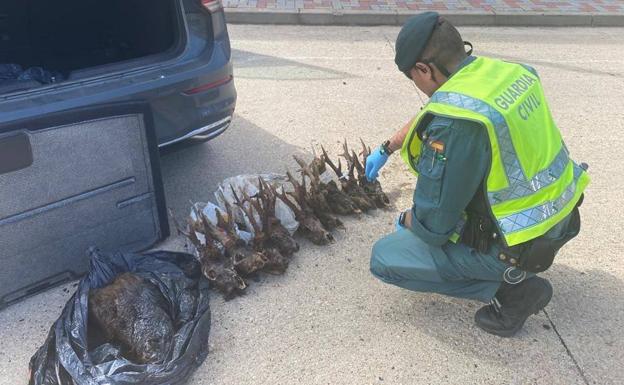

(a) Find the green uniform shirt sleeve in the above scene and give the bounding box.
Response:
[409,116,490,246]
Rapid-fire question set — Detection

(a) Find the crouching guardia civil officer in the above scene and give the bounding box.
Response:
[366,12,589,337]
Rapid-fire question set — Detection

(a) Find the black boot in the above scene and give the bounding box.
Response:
[475,276,553,337]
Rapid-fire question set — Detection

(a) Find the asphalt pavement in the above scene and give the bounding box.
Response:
[1,25,623,385]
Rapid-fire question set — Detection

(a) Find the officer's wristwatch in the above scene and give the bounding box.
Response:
[381,140,394,155]
[398,210,407,227]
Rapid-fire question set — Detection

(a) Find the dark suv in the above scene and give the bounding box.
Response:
[0,0,236,146]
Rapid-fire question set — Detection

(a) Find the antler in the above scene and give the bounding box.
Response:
[310,144,327,175]
[220,190,236,225]
[247,201,264,234]
[256,176,265,200]
[299,169,308,197]
[345,156,356,181]
[215,207,237,239]
[194,206,212,236]
[252,177,270,230]
[351,149,365,176]
[229,184,244,208]
[274,184,303,218]
[257,178,277,229]
[261,179,286,229]
[340,139,355,168]
[311,144,318,160]
[285,170,308,208]
[295,155,326,199]
[260,179,275,210]
[229,183,264,237]
[293,155,318,183]
[169,208,207,251]
[191,204,231,248]
[360,138,371,164]
[215,207,228,228]
[185,218,205,249]
[322,145,343,179]
[340,140,360,182]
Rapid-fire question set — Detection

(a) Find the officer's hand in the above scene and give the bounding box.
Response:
[365,146,390,181]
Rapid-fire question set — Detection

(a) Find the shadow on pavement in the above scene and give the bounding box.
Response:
[544,264,624,384]
[479,50,624,79]
[232,49,356,81]
[380,261,624,371]
[159,113,306,224]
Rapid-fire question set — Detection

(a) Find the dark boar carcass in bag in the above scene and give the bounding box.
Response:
[88,272,175,364]
[28,248,211,385]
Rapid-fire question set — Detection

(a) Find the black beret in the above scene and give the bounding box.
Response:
[395,12,439,76]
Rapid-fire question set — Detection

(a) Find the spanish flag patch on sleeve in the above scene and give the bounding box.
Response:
[428,140,445,153]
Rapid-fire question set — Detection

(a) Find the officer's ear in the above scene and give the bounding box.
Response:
[412,62,431,78]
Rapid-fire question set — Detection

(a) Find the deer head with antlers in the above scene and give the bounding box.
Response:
[174,206,248,300]
[357,139,390,208]
[232,184,290,275]
[275,172,334,245]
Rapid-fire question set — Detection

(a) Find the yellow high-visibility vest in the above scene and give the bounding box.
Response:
[401,56,589,247]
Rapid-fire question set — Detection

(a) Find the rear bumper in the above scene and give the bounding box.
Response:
[138,7,238,146]
[158,115,231,147]
[149,64,237,145]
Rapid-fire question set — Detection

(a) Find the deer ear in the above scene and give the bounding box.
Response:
[206,269,217,280]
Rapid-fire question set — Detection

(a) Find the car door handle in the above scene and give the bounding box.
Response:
[0,132,33,175]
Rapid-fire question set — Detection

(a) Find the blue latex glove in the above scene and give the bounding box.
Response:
[365,146,389,181]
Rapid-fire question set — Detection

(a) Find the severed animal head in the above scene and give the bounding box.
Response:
[280,172,334,245]
[233,250,269,277]
[336,140,377,212]
[357,139,390,208]
[324,180,361,215]
[267,219,300,256]
[234,179,301,257]
[88,273,174,364]
[258,181,300,256]
[169,208,222,261]
[301,215,335,244]
[314,209,344,231]
[261,247,290,275]
[202,260,247,300]
[233,186,267,246]
[322,144,374,212]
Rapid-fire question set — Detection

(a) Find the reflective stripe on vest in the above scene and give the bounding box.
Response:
[401,57,589,247]
[429,91,572,204]
[498,163,584,234]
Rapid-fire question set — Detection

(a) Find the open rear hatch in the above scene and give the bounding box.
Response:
[0,103,169,309]
[0,0,183,94]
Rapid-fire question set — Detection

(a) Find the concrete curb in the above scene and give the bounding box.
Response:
[224,8,624,27]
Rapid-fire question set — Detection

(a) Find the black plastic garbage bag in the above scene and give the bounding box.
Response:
[18,66,63,84]
[0,64,23,81]
[28,248,211,385]
[0,63,63,84]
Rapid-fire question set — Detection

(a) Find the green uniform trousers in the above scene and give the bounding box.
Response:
[370,228,515,303]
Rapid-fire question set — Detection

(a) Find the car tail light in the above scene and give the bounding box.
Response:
[201,0,223,12]
[183,75,233,95]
